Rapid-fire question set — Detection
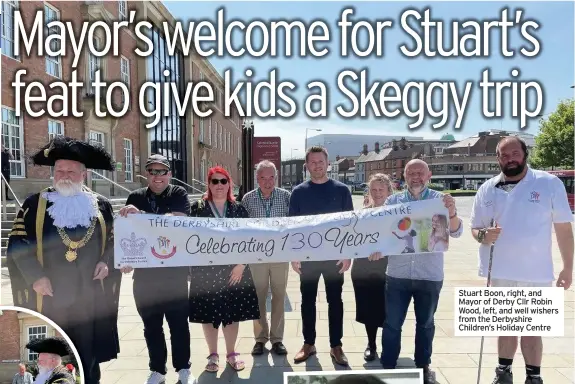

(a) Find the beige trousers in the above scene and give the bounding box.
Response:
[249,262,289,343]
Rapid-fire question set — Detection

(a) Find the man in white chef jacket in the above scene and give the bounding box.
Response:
[470,136,574,384]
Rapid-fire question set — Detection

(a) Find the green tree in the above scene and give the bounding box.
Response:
[529,99,574,169]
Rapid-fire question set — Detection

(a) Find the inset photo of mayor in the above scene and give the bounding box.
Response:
[0,307,81,384]
[285,369,423,384]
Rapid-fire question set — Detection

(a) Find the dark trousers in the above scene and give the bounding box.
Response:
[299,260,344,348]
[381,276,443,368]
[2,171,10,199]
[133,279,191,375]
[45,292,100,384]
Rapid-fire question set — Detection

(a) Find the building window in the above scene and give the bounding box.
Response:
[27,325,47,361]
[48,120,64,177]
[208,119,212,145]
[89,131,106,179]
[124,139,133,182]
[146,25,187,181]
[1,107,24,177]
[199,118,204,142]
[118,0,127,21]
[87,37,102,94]
[200,158,206,182]
[223,128,227,152]
[120,56,130,108]
[487,163,499,172]
[213,122,217,147]
[44,4,61,78]
[237,137,241,159]
[219,125,222,150]
[1,1,19,60]
[227,132,231,154]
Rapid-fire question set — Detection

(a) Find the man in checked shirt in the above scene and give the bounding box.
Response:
[241,160,292,356]
[380,159,463,384]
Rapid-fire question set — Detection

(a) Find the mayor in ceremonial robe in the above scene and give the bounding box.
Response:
[5,136,122,384]
[25,337,76,384]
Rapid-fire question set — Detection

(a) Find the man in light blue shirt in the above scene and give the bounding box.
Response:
[381,159,463,384]
[12,364,33,384]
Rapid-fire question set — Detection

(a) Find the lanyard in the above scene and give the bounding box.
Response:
[209,201,227,218]
[404,187,430,202]
[257,188,274,218]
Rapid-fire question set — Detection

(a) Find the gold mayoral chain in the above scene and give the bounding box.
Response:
[57,217,98,262]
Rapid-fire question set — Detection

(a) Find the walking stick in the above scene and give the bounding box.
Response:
[476,219,496,384]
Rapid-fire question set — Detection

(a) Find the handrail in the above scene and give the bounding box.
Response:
[1,172,22,206]
[191,178,206,187]
[171,177,204,194]
[136,174,147,180]
[88,170,132,193]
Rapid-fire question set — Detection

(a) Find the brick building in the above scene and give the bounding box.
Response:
[1,0,142,199]
[422,130,535,190]
[356,137,454,182]
[0,310,63,383]
[1,1,244,200]
[134,1,243,193]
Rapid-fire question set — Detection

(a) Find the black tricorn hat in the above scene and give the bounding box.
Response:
[25,337,72,357]
[31,136,115,171]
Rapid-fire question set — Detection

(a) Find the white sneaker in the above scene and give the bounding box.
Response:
[177,368,197,384]
[145,371,165,384]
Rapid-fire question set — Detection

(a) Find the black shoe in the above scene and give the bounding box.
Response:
[420,366,435,384]
[525,376,543,384]
[271,342,287,355]
[363,346,376,361]
[251,342,265,355]
[492,367,513,384]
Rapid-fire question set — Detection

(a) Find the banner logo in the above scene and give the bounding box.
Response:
[151,236,177,259]
[120,232,147,256]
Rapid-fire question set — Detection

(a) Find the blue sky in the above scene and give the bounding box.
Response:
[164,1,574,158]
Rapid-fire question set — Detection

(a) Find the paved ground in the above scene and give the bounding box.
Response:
[1,196,574,384]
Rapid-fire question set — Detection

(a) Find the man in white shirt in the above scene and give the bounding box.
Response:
[470,136,574,384]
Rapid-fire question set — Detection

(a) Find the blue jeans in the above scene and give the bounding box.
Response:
[380,276,443,368]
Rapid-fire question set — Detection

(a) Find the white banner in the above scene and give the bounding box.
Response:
[113,198,450,268]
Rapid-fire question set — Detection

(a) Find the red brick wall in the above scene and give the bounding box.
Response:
[1,1,140,184]
[0,311,20,361]
[1,1,85,180]
[190,61,243,184]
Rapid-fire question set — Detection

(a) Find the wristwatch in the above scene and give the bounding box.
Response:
[477,228,487,243]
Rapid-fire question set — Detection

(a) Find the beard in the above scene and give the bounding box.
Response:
[501,158,527,177]
[54,179,83,197]
[37,365,51,376]
[407,182,425,194]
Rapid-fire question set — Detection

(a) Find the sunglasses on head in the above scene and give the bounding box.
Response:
[147,169,169,176]
[210,178,228,185]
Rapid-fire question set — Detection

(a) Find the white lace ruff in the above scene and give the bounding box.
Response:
[43,191,98,229]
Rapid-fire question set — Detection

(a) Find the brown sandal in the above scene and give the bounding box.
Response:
[226,352,245,371]
[205,353,219,372]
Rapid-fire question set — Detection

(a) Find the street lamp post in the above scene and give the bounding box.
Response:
[291,148,299,159]
[304,128,322,179]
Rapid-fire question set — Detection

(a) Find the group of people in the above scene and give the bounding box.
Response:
[5,134,573,384]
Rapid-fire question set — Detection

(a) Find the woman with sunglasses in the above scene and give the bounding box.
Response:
[188,166,260,373]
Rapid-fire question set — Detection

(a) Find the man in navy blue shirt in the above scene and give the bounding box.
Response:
[289,146,353,366]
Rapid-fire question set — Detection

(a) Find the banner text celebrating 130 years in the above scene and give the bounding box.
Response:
[113,199,450,268]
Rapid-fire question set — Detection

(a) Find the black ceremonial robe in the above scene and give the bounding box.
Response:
[5,188,122,366]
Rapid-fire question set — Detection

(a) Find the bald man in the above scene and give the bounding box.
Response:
[380,159,462,384]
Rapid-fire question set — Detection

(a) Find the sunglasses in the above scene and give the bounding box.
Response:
[147,169,169,176]
[210,178,228,185]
